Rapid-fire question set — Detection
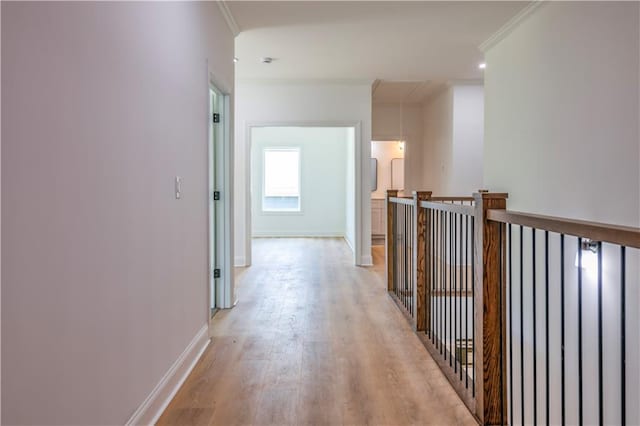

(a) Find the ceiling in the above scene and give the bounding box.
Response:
[372,80,445,104]
[228,1,529,83]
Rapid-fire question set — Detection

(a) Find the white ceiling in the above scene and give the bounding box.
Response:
[228,1,528,82]
[372,80,445,104]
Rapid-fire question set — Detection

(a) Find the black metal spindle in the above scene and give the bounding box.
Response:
[509,224,514,426]
[454,212,458,373]
[621,246,626,426]
[465,214,469,388]
[405,206,408,310]
[560,234,566,426]
[449,211,452,365]
[432,209,436,343]
[404,206,407,309]
[533,229,538,426]
[393,203,397,295]
[439,208,447,354]
[597,241,603,426]
[458,213,462,379]
[472,217,475,397]
[545,231,550,426]
[578,237,583,426]
[520,225,525,426]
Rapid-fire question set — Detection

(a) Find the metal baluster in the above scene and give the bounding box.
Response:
[621,246,626,426]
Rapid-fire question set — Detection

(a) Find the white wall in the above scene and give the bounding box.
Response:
[251,127,348,237]
[421,85,484,196]
[451,85,484,195]
[234,81,372,266]
[422,87,454,194]
[484,2,639,226]
[1,2,234,424]
[372,103,424,193]
[371,141,405,199]
[483,2,639,424]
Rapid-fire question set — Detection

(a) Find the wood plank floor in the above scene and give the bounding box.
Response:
[158,238,477,425]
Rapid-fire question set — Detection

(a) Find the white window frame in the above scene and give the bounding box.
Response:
[261,147,302,214]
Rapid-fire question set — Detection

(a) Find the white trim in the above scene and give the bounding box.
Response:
[208,80,234,311]
[343,235,355,253]
[479,1,546,52]
[216,1,240,37]
[252,231,346,238]
[245,121,365,266]
[359,255,373,266]
[234,256,246,267]
[126,325,210,426]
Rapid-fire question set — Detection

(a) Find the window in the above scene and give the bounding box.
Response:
[262,148,301,212]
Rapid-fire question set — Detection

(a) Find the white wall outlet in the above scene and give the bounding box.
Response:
[175,176,182,199]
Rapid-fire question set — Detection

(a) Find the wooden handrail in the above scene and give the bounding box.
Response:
[389,196,415,206]
[419,200,475,216]
[487,209,640,249]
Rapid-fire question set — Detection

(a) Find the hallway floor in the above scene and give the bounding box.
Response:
[158,238,476,425]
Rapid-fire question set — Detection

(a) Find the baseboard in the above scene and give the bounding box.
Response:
[126,325,210,426]
[252,231,345,238]
[234,256,246,267]
[343,235,355,253]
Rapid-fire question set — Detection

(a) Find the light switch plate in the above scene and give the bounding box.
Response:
[175,176,182,199]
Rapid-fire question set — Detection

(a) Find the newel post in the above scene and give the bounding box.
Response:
[386,190,399,292]
[412,190,432,331]
[473,191,509,425]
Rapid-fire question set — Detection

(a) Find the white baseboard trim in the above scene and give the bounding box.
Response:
[234,256,246,267]
[343,235,355,253]
[252,231,345,238]
[126,325,210,426]
[359,255,373,266]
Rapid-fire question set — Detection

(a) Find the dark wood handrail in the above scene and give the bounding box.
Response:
[419,200,475,216]
[389,196,415,206]
[487,209,640,249]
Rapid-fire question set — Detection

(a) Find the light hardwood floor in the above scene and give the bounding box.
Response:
[157,238,476,425]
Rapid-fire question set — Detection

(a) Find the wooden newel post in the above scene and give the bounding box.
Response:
[412,190,432,331]
[473,191,508,425]
[386,190,399,292]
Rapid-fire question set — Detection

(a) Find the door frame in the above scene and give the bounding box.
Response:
[244,121,364,266]
[208,80,234,321]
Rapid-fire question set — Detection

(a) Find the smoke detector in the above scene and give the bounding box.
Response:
[261,57,273,64]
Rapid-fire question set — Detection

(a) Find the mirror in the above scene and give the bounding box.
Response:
[370,158,378,191]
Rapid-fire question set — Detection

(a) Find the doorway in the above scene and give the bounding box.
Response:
[245,124,361,264]
[370,140,405,246]
[208,82,232,321]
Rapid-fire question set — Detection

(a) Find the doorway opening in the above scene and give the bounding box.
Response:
[208,82,233,322]
[370,140,405,246]
[246,125,360,264]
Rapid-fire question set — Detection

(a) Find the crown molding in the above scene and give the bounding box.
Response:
[479,1,546,52]
[217,1,240,37]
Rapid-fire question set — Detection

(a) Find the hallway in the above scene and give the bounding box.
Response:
[158,238,476,425]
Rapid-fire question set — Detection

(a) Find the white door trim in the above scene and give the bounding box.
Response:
[209,82,234,312]
[244,121,364,266]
